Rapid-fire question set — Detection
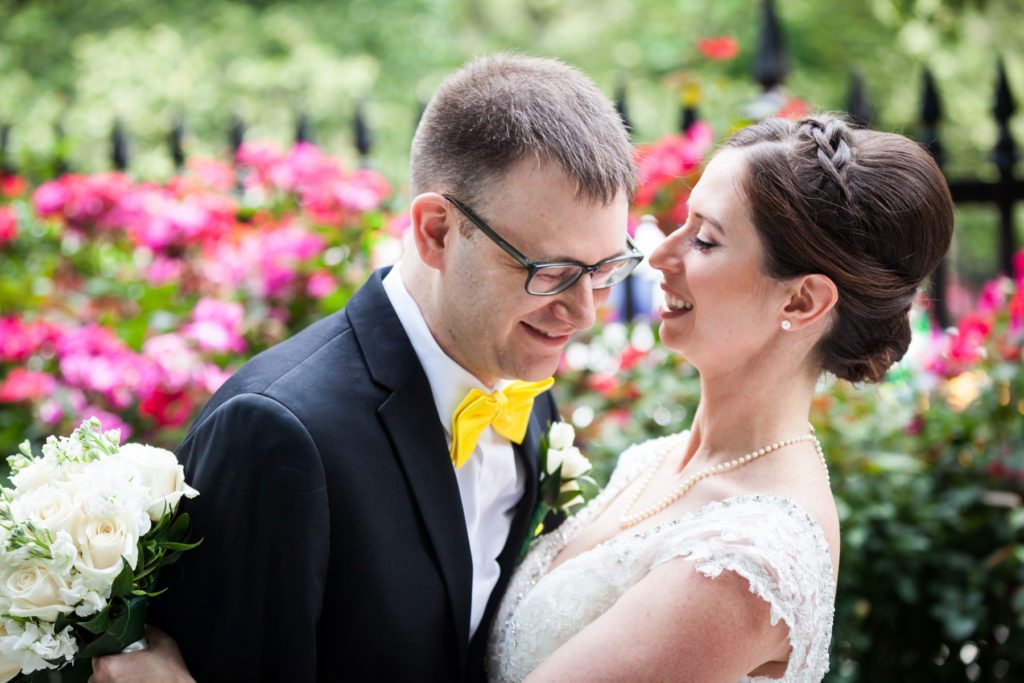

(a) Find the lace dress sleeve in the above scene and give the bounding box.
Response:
[650,496,835,683]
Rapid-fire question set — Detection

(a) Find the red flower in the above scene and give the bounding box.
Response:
[0,206,17,245]
[140,388,195,428]
[698,37,739,61]
[0,369,57,402]
[1,174,27,198]
[618,345,647,372]
[777,97,811,120]
[948,312,992,365]
[587,373,620,397]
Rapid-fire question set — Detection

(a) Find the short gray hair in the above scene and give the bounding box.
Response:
[410,53,638,208]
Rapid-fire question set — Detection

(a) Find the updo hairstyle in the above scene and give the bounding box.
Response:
[725,115,955,383]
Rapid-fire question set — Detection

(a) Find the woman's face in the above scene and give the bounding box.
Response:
[648,148,791,375]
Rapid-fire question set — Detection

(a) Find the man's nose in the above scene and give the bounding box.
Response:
[552,275,598,331]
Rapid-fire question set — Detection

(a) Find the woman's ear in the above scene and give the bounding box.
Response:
[409,193,454,270]
[782,274,839,331]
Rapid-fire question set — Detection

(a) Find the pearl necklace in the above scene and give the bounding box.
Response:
[619,431,829,529]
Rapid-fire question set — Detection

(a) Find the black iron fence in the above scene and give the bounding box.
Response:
[0,0,1019,327]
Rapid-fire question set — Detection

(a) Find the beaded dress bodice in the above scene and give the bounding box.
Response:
[487,431,836,682]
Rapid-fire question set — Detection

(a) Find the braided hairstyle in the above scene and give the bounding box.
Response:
[724,114,954,383]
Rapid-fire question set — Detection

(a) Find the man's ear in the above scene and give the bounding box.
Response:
[782,273,839,330]
[409,193,455,270]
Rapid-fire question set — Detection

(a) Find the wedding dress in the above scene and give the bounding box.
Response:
[488,431,836,682]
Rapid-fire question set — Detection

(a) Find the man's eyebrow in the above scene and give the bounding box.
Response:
[695,212,725,236]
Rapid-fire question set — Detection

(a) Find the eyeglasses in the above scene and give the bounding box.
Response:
[443,194,644,296]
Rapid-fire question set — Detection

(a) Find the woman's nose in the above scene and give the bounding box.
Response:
[648,229,686,273]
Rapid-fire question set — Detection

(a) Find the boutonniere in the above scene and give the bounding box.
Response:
[519,421,597,558]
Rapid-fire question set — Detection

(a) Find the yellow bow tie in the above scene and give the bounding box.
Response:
[450,377,554,469]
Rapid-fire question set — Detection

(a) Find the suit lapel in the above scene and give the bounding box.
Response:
[348,269,474,663]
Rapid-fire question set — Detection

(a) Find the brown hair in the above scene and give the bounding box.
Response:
[725,115,954,383]
[410,53,638,210]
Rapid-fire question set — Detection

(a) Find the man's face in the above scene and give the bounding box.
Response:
[436,158,630,385]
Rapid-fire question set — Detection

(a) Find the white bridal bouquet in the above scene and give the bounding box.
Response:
[0,418,200,682]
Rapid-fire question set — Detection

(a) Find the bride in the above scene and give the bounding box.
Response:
[89,115,953,682]
[488,114,953,682]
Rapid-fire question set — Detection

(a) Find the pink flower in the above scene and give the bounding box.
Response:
[0,206,18,245]
[698,36,739,60]
[141,254,185,286]
[184,298,246,354]
[0,369,57,402]
[0,317,34,361]
[200,363,232,394]
[80,407,131,442]
[1014,248,1024,287]
[978,277,1009,314]
[186,158,236,192]
[634,122,714,209]
[143,333,201,391]
[387,212,411,237]
[948,312,992,366]
[307,271,338,299]
[34,173,133,232]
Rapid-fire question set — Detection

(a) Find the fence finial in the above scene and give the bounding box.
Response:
[295,111,314,145]
[354,102,372,168]
[846,71,874,128]
[614,78,632,134]
[993,57,1018,175]
[229,114,246,159]
[920,68,944,168]
[754,0,788,91]
[0,124,12,175]
[169,116,186,173]
[111,120,129,172]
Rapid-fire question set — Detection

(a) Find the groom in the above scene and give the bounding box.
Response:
[140,54,638,682]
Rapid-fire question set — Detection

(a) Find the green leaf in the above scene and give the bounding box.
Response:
[156,540,202,552]
[109,559,134,599]
[77,604,112,634]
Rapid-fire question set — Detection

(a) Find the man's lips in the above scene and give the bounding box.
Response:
[521,322,572,346]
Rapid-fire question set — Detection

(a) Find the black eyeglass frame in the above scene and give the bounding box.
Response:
[443,194,644,296]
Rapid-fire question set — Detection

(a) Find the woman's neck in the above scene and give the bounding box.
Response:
[680,360,819,471]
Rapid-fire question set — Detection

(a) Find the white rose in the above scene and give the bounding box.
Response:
[71,512,140,590]
[547,422,575,451]
[2,562,74,622]
[559,480,584,508]
[76,458,153,535]
[10,484,81,537]
[0,621,20,683]
[546,446,591,479]
[559,446,592,479]
[118,443,199,521]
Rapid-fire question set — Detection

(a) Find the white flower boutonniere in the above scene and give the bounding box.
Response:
[520,421,597,558]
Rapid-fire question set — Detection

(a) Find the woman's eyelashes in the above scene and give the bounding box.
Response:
[688,233,717,252]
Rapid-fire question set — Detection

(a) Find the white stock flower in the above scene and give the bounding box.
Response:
[2,562,75,622]
[76,457,153,536]
[546,446,591,479]
[547,422,575,451]
[0,621,20,683]
[0,619,76,675]
[118,443,199,521]
[9,458,57,495]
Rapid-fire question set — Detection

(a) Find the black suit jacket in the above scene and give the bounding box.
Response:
[151,268,558,682]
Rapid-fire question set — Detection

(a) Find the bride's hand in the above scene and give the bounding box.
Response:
[89,625,195,683]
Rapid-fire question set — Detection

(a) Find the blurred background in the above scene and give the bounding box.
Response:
[1,0,1023,680]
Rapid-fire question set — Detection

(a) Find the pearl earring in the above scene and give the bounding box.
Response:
[781,320,792,331]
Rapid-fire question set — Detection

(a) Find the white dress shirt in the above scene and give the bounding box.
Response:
[382,266,526,640]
